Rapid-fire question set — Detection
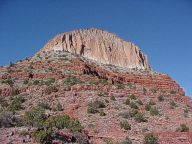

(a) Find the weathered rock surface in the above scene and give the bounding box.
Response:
[39,28,150,69]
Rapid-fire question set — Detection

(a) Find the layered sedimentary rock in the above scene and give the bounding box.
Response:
[39,28,150,69]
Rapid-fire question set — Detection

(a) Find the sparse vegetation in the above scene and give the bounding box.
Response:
[158,95,164,102]
[64,76,82,86]
[134,112,147,123]
[176,124,189,132]
[38,102,50,110]
[7,96,25,112]
[120,121,131,130]
[110,95,116,101]
[136,99,143,105]
[45,85,58,95]
[124,98,130,105]
[120,138,132,144]
[169,100,177,109]
[143,133,158,144]
[116,83,125,89]
[129,101,139,109]
[87,100,105,114]
[145,103,151,111]
[1,78,14,87]
[129,94,136,100]
[170,90,177,94]
[0,97,8,108]
[56,102,63,111]
[118,111,130,119]
[0,111,17,128]
[150,107,160,116]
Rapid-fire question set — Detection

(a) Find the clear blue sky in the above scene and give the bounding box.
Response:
[0,0,191,96]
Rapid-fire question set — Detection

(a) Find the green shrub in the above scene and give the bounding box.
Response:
[129,109,139,118]
[7,96,24,112]
[145,103,151,111]
[56,102,63,111]
[23,80,29,85]
[64,76,81,86]
[116,84,125,89]
[44,78,55,86]
[134,112,147,123]
[1,78,14,87]
[124,98,130,105]
[0,111,16,128]
[23,107,46,127]
[158,96,164,102]
[129,94,136,100]
[99,110,106,116]
[45,85,58,95]
[87,100,105,114]
[150,107,160,116]
[110,95,116,101]
[33,80,40,85]
[120,121,131,131]
[32,128,52,144]
[143,133,158,144]
[170,90,176,94]
[136,99,143,105]
[118,111,130,119]
[169,100,177,108]
[120,138,132,144]
[176,124,189,132]
[0,97,8,107]
[38,102,50,110]
[143,87,147,94]
[129,102,138,109]
[149,100,156,105]
[99,79,108,85]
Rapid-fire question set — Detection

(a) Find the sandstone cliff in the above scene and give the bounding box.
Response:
[39,28,150,69]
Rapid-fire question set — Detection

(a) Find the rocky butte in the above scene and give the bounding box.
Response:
[0,28,192,144]
[39,28,150,70]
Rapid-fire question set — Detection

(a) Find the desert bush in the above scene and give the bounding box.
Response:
[120,138,132,144]
[136,99,143,105]
[129,109,139,118]
[169,100,177,108]
[170,90,176,94]
[143,87,147,94]
[176,124,189,132]
[64,76,81,86]
[143,133,158,144]
[145,103,152,111]
[0,97,8,107]
[129,94,136,100]
[73,133,89,144]
[45,85,58,95]
[120,121,131,130]
[7,96,24,112]
[99,79,108,85]
[11,88,20,96]
[32,128,52,144]
[134,112,147,123]
[23,107,46,127]
[33,80,40,85]
[124,98,130,105]
[1,78,14,87]
[129,101,138,109]
[87,100,105,114]
[110,95,116,101]
[118,111,130,119]
[56,102,63,111]
[116,84,125,89]
[150,107,160,116]
[149,100,156,105]
[99,109,106,116]
[44,78,55,86]
[23,80,29,85]
[158,96,164,102]
[38,102,50,110]
[0,111,16,128]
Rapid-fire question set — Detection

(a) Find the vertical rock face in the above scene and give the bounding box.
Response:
[40,28,150,69]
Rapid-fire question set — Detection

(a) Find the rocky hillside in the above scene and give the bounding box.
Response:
[0,29,192,144]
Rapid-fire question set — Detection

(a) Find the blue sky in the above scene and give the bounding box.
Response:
[0,0,191,96]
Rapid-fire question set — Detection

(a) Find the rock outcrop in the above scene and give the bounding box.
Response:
[39,28,150,69]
